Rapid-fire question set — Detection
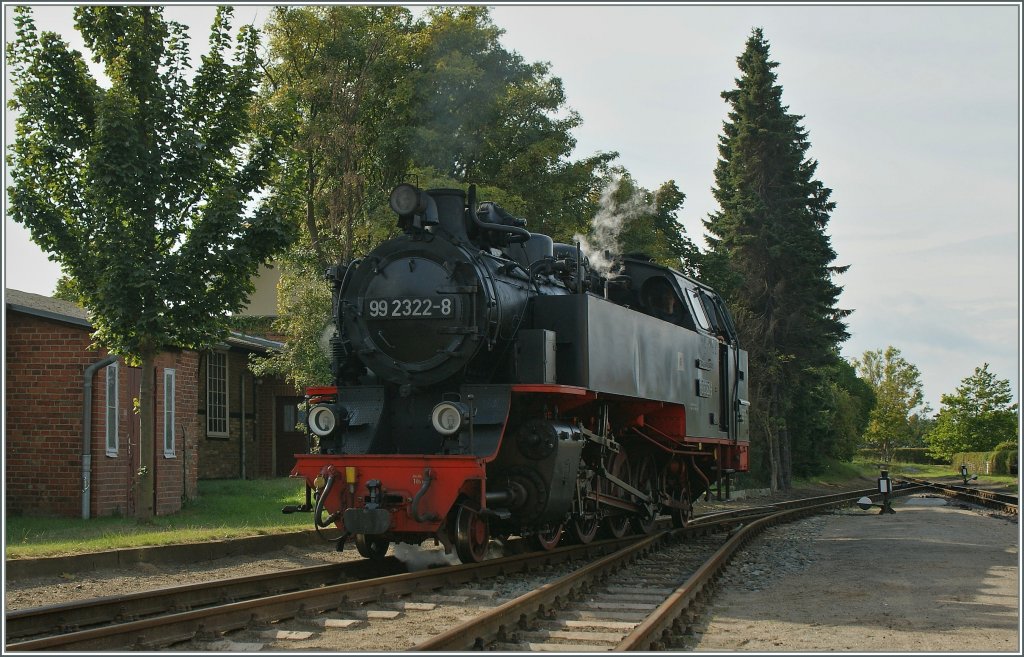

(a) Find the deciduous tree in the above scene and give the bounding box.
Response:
[853,346,930,463]
[252,6,619,388]
[250,5,417,391]
[7,6,293,517]
[412,6,615,239]
[925,364,1019,461]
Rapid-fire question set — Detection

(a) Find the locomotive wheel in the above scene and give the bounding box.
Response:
[530,523,564,551]
[570,513,599,544]
[355,534,390,559]
[600,450,632,539]
[454,504,490,564]
[632,454,660,535]
[670,490,693,528]
[569,473,600,544]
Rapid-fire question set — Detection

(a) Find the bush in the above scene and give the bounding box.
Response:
[948,440,1019,476]
[991,443,1018,475]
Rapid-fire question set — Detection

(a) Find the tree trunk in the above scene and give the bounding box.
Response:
[767,382,781,492]
[779,425,792,490]
[136,352,156,520]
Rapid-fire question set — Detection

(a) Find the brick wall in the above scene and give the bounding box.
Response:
[5,311,200,518]
[4,313,96,517]
[197,349,298,479]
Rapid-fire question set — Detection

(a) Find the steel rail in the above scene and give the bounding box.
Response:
[895,477,1018,516]
[6,485,909,652]
[4,556,404,641]
[412,532,665,650]
[616,491,885,651]
[412,486,916,651]
[4,533,642,651]
[4,497,862,642]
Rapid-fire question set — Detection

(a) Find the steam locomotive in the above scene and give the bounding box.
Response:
[286,183,750,563]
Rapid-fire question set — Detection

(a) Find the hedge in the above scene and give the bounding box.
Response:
[952,447,1019,476]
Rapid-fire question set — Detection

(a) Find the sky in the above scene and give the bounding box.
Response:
[2,2,1021,413]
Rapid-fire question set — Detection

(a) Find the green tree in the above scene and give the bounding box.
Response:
[412,6,615,239]
[52,272,85,304]
[253,6,620,389]
[602,173,701,275]
[853,346,929,463]
[257,5,415,269]
[250,5,417,390]
[7,6,293,517]
[925,364,1019,461]
[788,354,875,474]
[703,28,850,489]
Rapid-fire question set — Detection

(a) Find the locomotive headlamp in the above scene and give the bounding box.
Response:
[308,404,338,437]
[390,184,423,216]
[431,401,470,436]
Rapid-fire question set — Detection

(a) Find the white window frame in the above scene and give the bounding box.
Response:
[207,351,229,437]
[105,362,119,457]
[163,368,176,458]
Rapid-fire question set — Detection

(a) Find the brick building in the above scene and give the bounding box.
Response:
[4,289,303,519]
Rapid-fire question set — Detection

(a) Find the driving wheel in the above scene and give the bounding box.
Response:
[570,473,600,544]
[531,523,564,551]
[600,450,632,539]
[355,534,390,559]
[453,504,490,563]
[632,453,660,534]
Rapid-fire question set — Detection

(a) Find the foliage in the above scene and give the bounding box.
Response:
[925,363,1019,461]
[8,6,293,358]
[702,28,850,489]
[411,6,616,239]
[989,441,1018,475]
[951,451,1006,477]
[7,6,294,517]
[52,272,85,304]
[256,4,415,270]
[253,6,629,388]
[249,5,418,387]
[852,346,930,463]
[787,355,874,475]
[583,171,701,276]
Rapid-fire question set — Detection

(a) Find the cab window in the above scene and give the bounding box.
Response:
[685,288,712,331]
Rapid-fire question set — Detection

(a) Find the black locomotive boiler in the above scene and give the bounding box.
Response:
[287,183,750,563]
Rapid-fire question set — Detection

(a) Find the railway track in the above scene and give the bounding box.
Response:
[413,486,912,651]
[4,486,910,652]
[894,476,1018,516]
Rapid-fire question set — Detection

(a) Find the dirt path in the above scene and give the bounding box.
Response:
[691,494,1020,652]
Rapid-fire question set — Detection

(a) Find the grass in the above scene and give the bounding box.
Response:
[5,478,312,560]
[6,461,1017,559]
[868,460,1018,491]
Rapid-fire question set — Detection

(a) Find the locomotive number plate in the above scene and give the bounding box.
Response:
[365,296,456,320]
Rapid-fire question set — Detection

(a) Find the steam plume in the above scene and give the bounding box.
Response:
[573,175,655,277]
[392,543,460,571]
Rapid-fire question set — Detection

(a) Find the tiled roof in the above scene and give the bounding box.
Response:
[4,288,91,327]
[5,288,282,353]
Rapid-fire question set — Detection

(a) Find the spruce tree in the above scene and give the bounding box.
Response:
[704,28,850,489]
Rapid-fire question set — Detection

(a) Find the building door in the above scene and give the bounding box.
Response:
[275,396,307,476]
